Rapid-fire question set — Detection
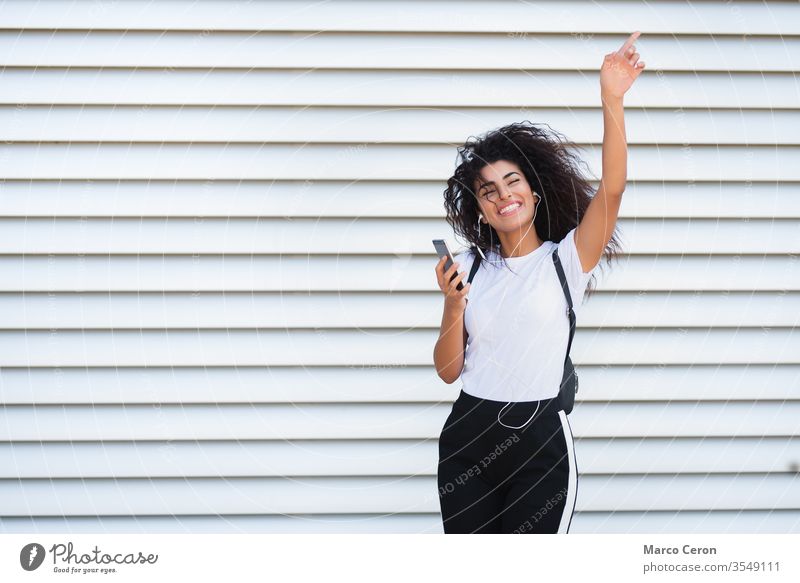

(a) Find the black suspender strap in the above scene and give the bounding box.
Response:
[551,247,577,362]
[466,247,483,284]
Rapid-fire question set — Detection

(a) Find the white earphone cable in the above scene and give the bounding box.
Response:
[476,191,545,428]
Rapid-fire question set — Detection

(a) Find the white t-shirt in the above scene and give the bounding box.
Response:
[453,227,595,402]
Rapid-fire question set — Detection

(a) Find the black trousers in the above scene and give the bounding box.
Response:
[437,388,578,534]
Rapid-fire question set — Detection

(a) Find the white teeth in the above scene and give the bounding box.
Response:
[499,203,520,215]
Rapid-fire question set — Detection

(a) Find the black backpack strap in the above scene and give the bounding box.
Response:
[466,247,483,284]
[552,247,577,358]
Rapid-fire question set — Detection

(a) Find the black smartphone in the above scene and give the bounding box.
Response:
[432,239,465,291]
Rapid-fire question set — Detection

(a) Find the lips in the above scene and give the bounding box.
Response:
[498,201,522,216]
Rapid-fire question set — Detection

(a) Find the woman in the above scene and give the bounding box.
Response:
[433,32,644,534]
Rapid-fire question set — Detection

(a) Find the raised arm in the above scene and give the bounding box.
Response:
[574,31,645,273]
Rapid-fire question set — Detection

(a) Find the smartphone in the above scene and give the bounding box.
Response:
[432,239,465,291]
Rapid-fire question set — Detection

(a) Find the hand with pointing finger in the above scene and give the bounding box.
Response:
[600,31,645,100]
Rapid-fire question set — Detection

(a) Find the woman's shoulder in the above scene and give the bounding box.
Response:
[454,248,485,282]
[455,247,469,258]
[453,247,477,267]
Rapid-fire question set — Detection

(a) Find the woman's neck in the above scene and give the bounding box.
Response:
[498,228,544,258]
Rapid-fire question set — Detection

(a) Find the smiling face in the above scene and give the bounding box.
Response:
[474,159,538,232]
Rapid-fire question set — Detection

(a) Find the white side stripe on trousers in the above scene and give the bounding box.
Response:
[557,409,578,534]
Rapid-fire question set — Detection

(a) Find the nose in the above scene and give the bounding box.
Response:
[495,185,514,202]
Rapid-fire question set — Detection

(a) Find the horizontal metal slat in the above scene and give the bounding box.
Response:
[2,1,797,35]
[573,510,800,534]
[1,364,798,404]
[1,437,798,478]
[0,218,798,254]
[1,401,798,440]
[0,291,797,329]
[2,181,799,220]
[0,255,795,292]
[2,107,798,146]
[0,328,797,367]
[0,473,797,515]
[2,69,798,108]
[2,510,799,534]
[0,513,442,534]
[3,143,800,181]
[2,31,798,72]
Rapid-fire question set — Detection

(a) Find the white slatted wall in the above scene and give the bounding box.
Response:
[0,0,799,533]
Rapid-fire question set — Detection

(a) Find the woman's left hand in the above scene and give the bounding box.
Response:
[600,31,645,100]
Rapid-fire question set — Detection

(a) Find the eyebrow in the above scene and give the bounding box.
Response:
[477,172,519,193]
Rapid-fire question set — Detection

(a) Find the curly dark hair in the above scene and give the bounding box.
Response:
[442,120,623,298]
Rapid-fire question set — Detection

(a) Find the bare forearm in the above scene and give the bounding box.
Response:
[433,307,466,384]
[599,94,628,194]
